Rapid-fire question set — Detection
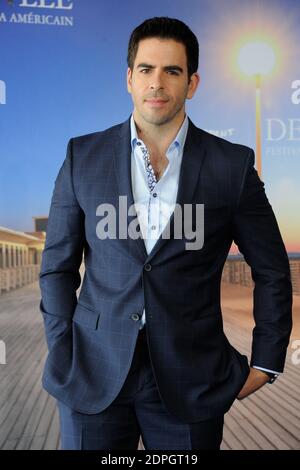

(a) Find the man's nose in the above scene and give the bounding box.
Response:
[150,70,164,90]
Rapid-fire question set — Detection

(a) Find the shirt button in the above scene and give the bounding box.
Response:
[131,313,140,322]
[151,225,156,230]
[144,264,152,272]
[152,193,157,198]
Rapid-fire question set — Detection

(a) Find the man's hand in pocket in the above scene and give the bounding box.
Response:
[237,367,270,400]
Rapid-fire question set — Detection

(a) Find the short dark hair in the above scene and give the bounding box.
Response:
[127,17,199,83]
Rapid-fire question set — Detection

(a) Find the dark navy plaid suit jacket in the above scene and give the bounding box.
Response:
[39,115,292,422]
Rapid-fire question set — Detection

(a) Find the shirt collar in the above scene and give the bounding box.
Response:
[130,113,189,155]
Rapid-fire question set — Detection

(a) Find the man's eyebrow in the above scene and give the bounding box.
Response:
[136,63,184,73]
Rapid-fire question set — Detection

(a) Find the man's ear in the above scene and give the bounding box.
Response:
[187,73,200,100]
[127,67,132,94]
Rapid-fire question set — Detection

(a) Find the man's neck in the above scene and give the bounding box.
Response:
[133,110,186,156]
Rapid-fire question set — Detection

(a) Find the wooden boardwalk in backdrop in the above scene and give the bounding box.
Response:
[0,281,299,450]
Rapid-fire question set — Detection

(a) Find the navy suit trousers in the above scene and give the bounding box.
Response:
[57,327,224,450]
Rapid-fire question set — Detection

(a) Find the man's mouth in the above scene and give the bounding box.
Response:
[145,99,169,107]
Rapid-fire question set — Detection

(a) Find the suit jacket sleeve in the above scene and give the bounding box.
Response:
[232,149,293,372]
[39,138,85,350]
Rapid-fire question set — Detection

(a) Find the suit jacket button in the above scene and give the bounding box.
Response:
[131,313,140,322]
[144,264,152,272]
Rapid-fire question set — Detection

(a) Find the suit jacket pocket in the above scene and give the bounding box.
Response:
[229,343,250,398]
[72,302,100,329]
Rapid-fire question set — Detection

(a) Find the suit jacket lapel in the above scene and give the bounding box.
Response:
[112,116,148,261]
[145,118,206,263]
[112,115,207,263]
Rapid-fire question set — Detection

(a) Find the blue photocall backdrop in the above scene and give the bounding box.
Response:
[0,0,299,253]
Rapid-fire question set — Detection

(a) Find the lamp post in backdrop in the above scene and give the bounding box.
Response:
[237,41,276,178]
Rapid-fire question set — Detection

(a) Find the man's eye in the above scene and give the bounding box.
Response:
[140,69,178,75]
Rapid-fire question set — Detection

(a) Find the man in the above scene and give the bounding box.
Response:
[39,17,293,450]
